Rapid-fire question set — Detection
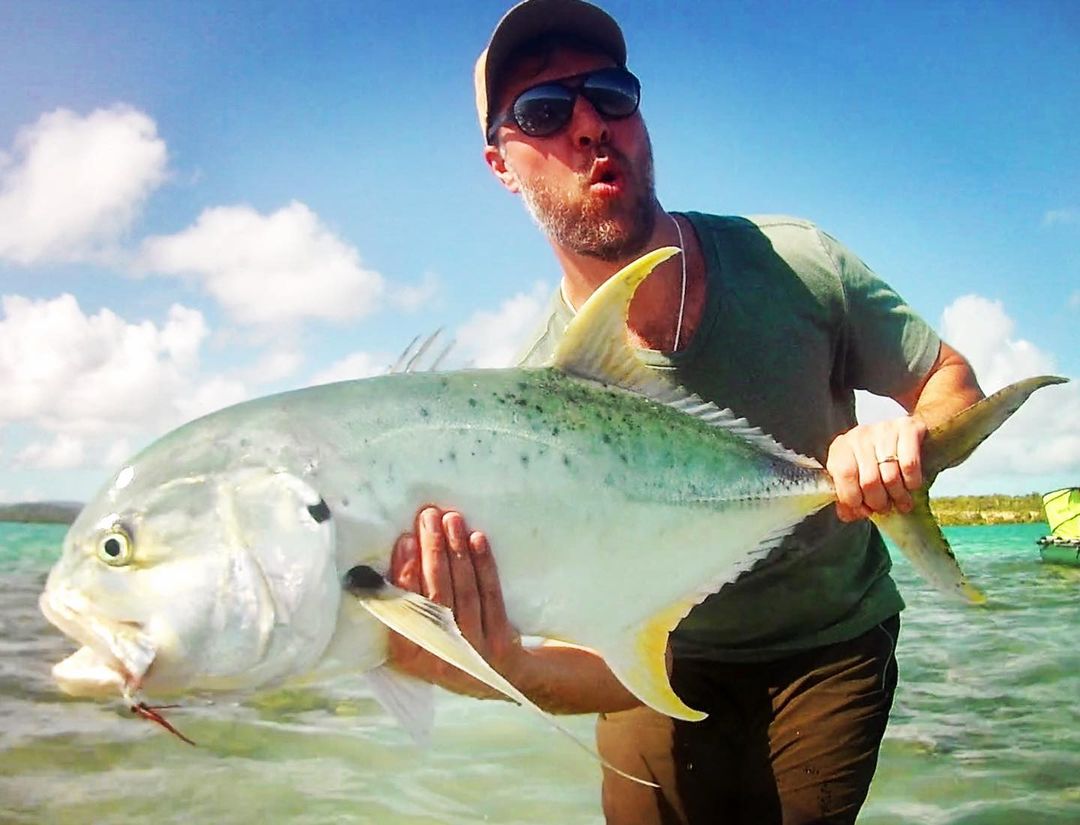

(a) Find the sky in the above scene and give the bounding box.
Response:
[1,0,1077,504]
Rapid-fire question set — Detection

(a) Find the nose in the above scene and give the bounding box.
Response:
[568,97,609,148]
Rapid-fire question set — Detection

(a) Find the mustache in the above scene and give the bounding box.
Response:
[578,145,632,177]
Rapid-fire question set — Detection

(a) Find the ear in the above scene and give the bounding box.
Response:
[484,144,520,194]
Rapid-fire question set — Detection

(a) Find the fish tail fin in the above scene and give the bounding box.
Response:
[873,374,1067,603]
[922,375,1067,480]
[872,490,986,603]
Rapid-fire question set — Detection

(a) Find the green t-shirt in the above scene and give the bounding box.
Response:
[517,213,941,661]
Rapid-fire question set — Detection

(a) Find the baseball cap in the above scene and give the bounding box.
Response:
[474,0,627,142]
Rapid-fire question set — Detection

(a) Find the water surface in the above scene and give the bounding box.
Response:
[2,522,1077,823]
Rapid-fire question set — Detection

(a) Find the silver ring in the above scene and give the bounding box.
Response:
[876,455,899,465]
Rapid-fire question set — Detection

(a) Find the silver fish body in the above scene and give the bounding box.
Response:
[39,246,1065,742]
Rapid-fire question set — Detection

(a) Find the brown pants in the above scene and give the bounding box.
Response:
[598,616,900,825]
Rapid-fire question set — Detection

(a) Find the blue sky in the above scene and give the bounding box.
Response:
[1,0,1077,503]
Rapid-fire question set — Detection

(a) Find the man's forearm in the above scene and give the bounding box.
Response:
[509,641,643,715]
[904,341,984,426]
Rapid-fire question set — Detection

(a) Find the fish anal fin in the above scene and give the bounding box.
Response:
[602,598,707,722]
[348,577,659,788]
[873,490,986,604]
[365,664,434,746]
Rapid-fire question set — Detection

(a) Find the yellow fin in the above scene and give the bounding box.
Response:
[553,246,680,390]
[872,489,986,604]
[923,375,1067,478]
[602,598,707,722]
[353,583,659,788]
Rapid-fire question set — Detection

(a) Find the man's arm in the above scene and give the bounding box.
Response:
[387,506,642,714]
[826,341,984,522]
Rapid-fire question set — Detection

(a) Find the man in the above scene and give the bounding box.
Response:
[388,1,984,822]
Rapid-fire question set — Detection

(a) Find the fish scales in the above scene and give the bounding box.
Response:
[145,364,831,645]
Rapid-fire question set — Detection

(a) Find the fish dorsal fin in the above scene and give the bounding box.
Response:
[552,246,680,392]
[552,246,820,470]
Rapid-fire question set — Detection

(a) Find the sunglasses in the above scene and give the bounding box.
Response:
[487,67,641,143]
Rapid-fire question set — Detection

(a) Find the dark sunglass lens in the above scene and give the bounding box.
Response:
[582,69,640,118]
[513,86,575,136]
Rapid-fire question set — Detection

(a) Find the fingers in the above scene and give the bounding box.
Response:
[386,506,520,698]
[443,511,482,642]
[418,507,454,611]
[894,419,925,492]
[826,439,871,522]
[387,533,421,666]
[826,417,927,522]
[469,531,514,658]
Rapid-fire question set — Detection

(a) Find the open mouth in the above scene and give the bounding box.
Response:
[39,588,156,698]
[588,158,621,188]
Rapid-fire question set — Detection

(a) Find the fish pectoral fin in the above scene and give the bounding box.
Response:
[345,569,658,788]
[600,599,706,722]
[872,489,986,604]
[365,665,435,747]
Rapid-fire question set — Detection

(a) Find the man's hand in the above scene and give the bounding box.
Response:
[825,416,927,522]
[388,506,526,699]
[825,341,984,523]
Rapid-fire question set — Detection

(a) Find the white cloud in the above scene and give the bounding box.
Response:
[139,201,385,326]
[173,375,250,424]
[390,271,440,312]
[309,351,393,386]
[0,293,259,474]
[15,433,86,470]
[856,294,1077,493]
[242,350,305,384]
[940,294,1054,392]
[1043,208,1080,227]
[0,294,208,433]
[103,438,134,470]
[0,105,167,264]
[455,281,551,368]
[936,294,1078,490]
[1070,291,1080,310]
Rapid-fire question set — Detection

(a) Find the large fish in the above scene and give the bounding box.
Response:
[39,247,1063,762]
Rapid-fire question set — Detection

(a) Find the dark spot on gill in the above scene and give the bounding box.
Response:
[307,499,332,523]
[343,565,385,595]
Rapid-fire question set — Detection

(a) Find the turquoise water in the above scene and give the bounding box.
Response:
[2,522,1077,824]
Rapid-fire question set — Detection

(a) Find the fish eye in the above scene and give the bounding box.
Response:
[97,529,134,567]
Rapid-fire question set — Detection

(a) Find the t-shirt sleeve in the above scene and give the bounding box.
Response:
[819,230,941,398]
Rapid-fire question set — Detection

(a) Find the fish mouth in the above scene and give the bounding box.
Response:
[39,587,156,699]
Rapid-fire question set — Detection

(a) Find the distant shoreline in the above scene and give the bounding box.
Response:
[929,494,1046,526]
[0,494,1050,528]
[0,502,84,525]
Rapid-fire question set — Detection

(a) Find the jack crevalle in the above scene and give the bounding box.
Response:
[39,247,1064,769]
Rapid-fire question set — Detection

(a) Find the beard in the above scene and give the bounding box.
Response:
[509,136,658,262]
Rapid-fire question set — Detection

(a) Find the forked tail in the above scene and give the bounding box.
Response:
[872,375,1068,602]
